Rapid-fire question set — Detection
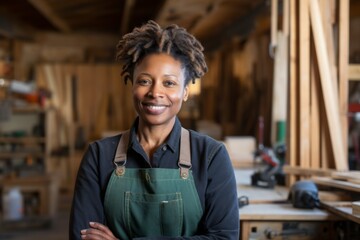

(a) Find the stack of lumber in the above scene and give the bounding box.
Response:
[285,0,350,186]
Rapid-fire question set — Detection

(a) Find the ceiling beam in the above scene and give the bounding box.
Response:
[156,0,214,29]
[27,0,71,33]
[196,1,268,51]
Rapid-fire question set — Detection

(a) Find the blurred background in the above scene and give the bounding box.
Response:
[0,0,360,239]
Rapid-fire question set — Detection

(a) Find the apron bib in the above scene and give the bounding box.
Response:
[104,128,203,239]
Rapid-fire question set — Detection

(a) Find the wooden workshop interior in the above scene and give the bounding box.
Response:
[0,0,360,239]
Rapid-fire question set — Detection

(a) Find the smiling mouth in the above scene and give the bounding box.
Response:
[145,104,166,110]
[142,103,168,114]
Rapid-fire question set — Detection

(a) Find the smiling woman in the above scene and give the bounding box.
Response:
[132,53,188,133]
[69,20,239,240]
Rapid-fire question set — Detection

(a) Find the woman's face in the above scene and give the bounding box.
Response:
[132,53,189,127]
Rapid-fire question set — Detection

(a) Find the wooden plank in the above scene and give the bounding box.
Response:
[321,201,360,224]
[286,0,298,186]
[338,0,349,164]
[283,165,334,177]
[331,171,360,184]
[34,32,118,48]
[320,98,331,168]
[310,50,321,168]
[299,0,311,169]
[353,201,360,215]
[271,31,288,145]
[270,0,278,50]
[318,191,352,202]
[319,0,338,93]
[27,0,71,32]
[282,0,290,36]
[312,176,360,192]
[349,64,360,80]
[309,0,347,170]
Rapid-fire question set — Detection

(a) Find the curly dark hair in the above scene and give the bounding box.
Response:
[116,20,208,85]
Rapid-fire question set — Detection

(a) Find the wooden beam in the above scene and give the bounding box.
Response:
[271,31,288,145]
[349,64,360,80]
[338,0,349,163]
[313,177,360,193]
[309,0,347,170]
[270,0,278,50]
[282,0,290,36]
[286,0,298,186]
[310,53,321,169]
[283,165,334,177]
[34,32,119,48]
[27,0,71,33]
[299,0,310,169]
[352,202,360,215]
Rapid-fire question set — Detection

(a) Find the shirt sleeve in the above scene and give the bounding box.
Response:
[134,143,240,240]
[69,144,107,240]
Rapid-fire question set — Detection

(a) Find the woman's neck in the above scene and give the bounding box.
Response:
[137,119,175,159]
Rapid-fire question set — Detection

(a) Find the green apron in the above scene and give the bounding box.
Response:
[104,128,203,239]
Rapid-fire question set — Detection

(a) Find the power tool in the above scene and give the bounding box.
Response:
[288,180,320,209]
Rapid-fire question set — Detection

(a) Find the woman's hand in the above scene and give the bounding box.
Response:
[81,222,119,240]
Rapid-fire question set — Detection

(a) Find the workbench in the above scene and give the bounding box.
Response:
[234,169,344,240]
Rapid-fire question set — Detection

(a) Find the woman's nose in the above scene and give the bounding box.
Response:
[148,83,163,97]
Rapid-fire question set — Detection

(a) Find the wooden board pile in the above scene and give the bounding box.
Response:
[284,0,350,186]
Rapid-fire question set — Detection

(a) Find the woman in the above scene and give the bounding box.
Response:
[69,20,239,240]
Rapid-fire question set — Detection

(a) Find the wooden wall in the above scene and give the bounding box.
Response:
[35,63,136,152]
[200,32,274,144]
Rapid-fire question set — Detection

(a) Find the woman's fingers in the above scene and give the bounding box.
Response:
[89,222,117,237]
[81,222,118,240]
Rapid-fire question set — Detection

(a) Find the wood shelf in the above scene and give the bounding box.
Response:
[0,137,46,144]
[0,152,45,159]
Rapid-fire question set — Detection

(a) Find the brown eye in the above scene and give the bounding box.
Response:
[136,79,151,85]
[164,80,176,87]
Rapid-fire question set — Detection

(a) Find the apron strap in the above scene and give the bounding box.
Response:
[113,128,192,179]
[114,130,130,176]
[179,128,191,179]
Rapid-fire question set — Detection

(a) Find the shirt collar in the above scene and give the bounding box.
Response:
[129,117,182,153]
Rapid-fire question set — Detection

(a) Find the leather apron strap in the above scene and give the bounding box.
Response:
[179,128,191,179]
[113,128,191,178]
[114,130,130,176]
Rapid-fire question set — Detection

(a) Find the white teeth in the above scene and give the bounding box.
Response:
[147,105,165,110]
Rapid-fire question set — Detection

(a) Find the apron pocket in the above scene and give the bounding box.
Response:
[160,197,183,236]
[125,192,183,238]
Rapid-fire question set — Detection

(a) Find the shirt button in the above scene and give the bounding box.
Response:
[162,146,167,151]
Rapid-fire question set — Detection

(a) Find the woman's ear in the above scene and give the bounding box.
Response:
[183,85,189,102]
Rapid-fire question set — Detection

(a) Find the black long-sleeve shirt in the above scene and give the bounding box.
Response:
[69,117,239,239]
